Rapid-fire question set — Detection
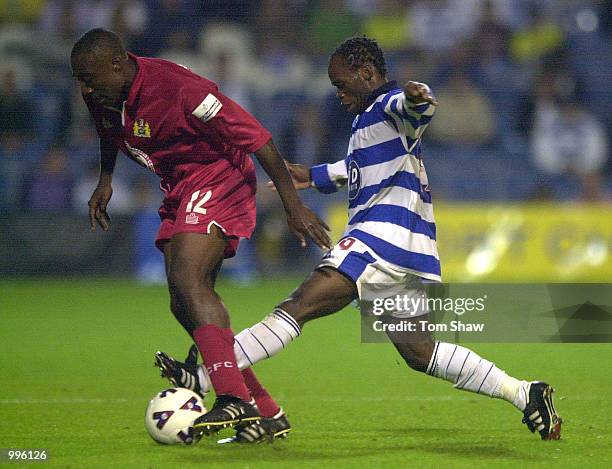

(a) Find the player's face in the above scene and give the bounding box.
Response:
[71,51,125,109]
[328,55,372,114]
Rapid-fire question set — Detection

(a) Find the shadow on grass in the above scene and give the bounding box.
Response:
[169,427,530,464]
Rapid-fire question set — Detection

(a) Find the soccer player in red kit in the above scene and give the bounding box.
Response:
[70,28,331,441]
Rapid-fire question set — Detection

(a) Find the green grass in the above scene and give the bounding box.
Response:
[1,278,610,468]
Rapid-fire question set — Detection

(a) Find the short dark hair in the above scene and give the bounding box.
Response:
[71,28,125,60]
[332,36,387,77]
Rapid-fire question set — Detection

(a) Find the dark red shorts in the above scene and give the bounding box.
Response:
[155,168,256,259]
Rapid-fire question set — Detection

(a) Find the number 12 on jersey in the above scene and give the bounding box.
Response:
[186,190,212,215]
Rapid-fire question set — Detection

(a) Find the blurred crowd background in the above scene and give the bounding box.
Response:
[1,0,611,281]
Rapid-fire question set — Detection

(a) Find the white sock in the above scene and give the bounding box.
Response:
[427,342,529,410]
[498,375,530,411]
[233,308,301,368]
[197,308,301,393]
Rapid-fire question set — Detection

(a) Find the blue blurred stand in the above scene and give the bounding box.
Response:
[133,210,166,284]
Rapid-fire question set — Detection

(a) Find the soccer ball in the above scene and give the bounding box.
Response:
[144,388,206,444]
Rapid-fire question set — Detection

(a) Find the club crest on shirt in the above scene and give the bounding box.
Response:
[133,118,151,138]
[185,213,199,224]
[102,117,113,129]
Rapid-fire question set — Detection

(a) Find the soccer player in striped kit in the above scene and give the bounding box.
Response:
[159,37,562,443]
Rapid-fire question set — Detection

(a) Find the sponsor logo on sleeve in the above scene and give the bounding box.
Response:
[192,93,223,122]
[348,160,361,201]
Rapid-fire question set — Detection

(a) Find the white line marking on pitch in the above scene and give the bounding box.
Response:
[0,398,130,404]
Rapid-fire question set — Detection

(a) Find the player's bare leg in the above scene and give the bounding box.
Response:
[385,314,562,440]
[164,229,231,329]
[383,315,434,372]
[163,242,223,334]
[282,267,358,328]
[163,227,260,435]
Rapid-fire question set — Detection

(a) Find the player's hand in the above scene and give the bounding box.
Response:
[404,81,438,106]
[267,162,312,192]
[286,205,332,250]
[88,183,113,231]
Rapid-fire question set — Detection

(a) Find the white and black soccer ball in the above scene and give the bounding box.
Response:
[145,388,206,444]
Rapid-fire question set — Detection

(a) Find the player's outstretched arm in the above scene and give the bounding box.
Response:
[265,161,312,191]
[387,81,438,141]
[403,81,438,106]
[88,137,118,231]
[266,159,348,196]
[255,139,331,249]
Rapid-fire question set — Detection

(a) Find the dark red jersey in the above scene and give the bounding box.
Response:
[83,53,272,255]
[84,53,271,191]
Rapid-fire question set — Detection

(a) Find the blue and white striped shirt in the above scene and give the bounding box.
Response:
[311,81,440,281]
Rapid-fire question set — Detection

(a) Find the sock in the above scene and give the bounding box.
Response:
[426,342,529,410]
[498,375,530,411]
[233,308,301,369]
[192,324,250,401]
[196,365,285,416]
[241,367,281,418]
[196,309,301,394]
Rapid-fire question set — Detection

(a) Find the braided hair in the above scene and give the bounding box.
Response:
[331,36,387,77]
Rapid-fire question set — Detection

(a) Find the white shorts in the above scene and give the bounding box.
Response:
[317,236,429,318]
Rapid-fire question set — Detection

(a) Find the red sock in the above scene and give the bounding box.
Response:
[192,324,250,401]
[241,367,281,418]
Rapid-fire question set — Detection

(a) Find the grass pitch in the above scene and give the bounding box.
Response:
[1,278,610,468]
